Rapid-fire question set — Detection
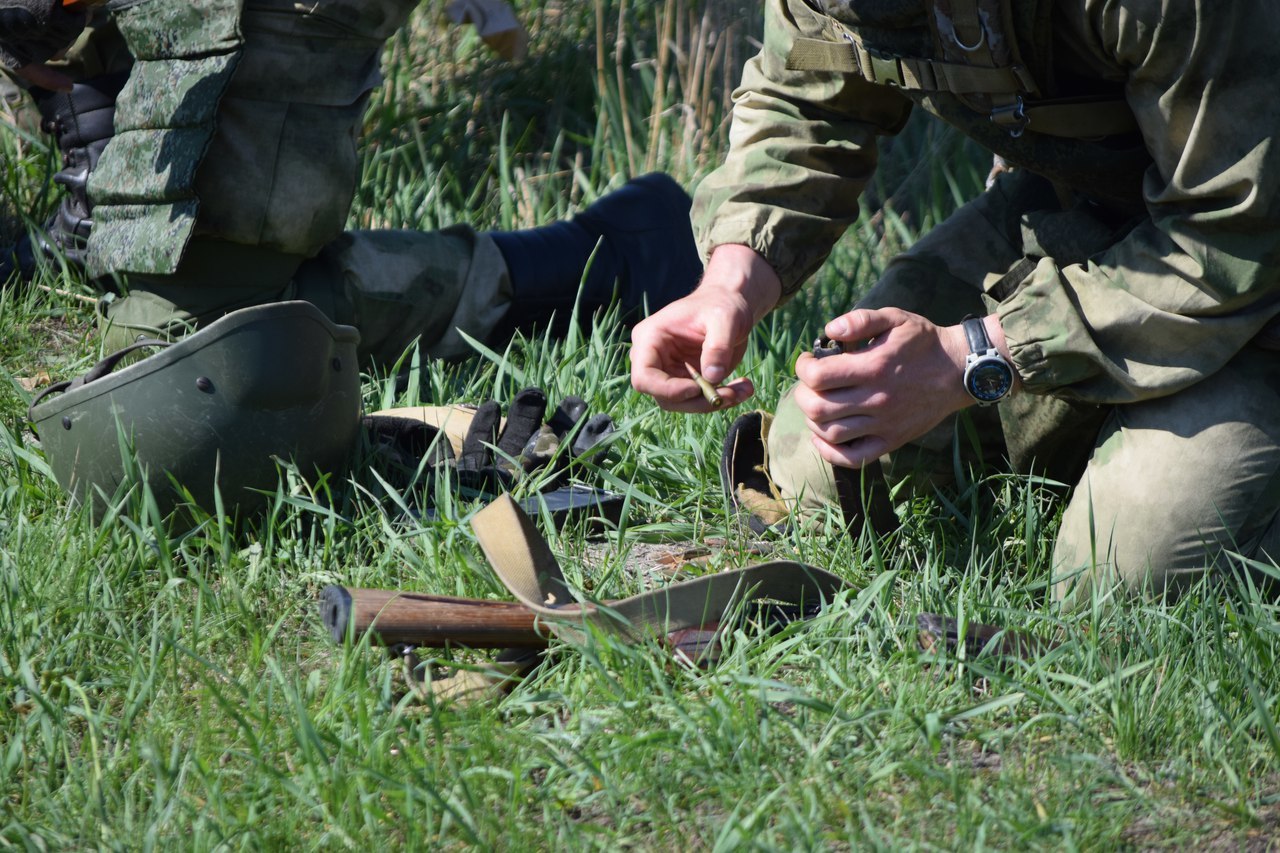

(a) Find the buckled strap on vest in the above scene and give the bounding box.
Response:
[1017,98,1139,138]
[788,36,1036,95]
[786,36,1137,140]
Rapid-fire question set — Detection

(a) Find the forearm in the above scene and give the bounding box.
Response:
[998,222,1280,404]
[692,0,911,301]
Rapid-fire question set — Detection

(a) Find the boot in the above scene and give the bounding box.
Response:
[1,71,128,284]
[488,172,703,336]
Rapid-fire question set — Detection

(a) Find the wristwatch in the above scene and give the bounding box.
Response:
[961,317,1014,405]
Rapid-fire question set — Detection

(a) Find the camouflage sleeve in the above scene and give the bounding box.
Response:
[998,0,1280,403]
[691,0,912,303]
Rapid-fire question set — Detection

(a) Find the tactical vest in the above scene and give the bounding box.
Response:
[787,0,1151,212]
[86,0,246,278]
[87,0,413,279]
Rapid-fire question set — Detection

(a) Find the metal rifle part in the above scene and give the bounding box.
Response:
[323,586,1053,667]
[812,336,844,359]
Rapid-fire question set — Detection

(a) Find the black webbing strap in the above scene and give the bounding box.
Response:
[988,257,1039,303]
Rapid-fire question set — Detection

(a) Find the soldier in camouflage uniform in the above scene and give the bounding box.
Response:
[1,0,701,366]
[632,0,1280,606]
[0,0,702,520]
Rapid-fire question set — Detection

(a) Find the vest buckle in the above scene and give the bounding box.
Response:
[865,49,905,88]
[990,96,1029,138]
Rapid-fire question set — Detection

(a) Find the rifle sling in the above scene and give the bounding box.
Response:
[470,494,850,643]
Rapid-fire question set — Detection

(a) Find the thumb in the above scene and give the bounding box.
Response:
[699,311,743,385]
[826,307,902,345]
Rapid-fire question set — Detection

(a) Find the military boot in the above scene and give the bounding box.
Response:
[488,172,703,336]
[1,70,128,284]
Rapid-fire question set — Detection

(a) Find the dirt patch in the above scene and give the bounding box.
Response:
[577,538,779,591]
[1120,780,1280,851]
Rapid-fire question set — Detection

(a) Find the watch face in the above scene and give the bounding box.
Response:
[967,358,1013,403]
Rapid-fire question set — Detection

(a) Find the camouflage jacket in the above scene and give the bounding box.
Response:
[87,0,412,278]
[695,0,1280,403]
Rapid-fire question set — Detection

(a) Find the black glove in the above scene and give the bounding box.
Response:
[363,387,616,499]
[0,0,87,70]
[454,388,615,494]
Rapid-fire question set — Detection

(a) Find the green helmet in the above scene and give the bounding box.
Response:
[29,301,362,521]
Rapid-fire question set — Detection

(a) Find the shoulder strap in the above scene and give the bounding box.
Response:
[787,36,1036,95]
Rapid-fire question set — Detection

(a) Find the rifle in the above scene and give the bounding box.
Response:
[321,584,825,665]
[321,585,1052,663]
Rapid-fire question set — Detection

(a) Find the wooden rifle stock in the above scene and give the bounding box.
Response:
[322,586,551,649]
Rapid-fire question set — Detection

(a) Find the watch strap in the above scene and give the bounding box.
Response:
[962,317,991,354]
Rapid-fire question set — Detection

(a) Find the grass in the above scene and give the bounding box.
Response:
[2,2,1279,849]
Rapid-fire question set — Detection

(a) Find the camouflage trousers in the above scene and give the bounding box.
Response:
[775,169,1280,607]
[98,228,514,368]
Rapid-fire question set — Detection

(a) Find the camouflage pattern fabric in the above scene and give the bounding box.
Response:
[699,0,1280,404]
[69,0,515,367]
[706,1,1280,603]
[100,227,511,366]
[86,0,243,278]
[88,0,413,277]
[772,168,1280,603]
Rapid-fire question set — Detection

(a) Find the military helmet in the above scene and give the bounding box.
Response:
[29,301,362,520]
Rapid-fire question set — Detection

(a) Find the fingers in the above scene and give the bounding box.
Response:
[811,432,888,470]
[698,316,738,385]
[792,374,886,466]
[629,315,697,404]
[630,364,755,413]
[656,376,755,413]
[629,290,755,410]
[794,347,883,393]
[824,307,906,346]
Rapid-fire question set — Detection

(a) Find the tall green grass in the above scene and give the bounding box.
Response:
[1,2,1278,849]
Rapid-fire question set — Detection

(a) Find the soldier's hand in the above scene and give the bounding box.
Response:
[793,307,972,468]
[0,0,86,75]
[630,245,779,412]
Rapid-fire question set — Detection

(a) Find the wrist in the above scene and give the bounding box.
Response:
[940,323,976,411]
[702,244,782,323]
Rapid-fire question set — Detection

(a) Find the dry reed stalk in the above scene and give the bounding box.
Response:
[613,0,637,174]
[593,0,615,175]
[644,0,675,173]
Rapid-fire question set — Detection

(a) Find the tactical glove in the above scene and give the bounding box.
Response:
[365,387,615,498]
[0,0,87,70]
